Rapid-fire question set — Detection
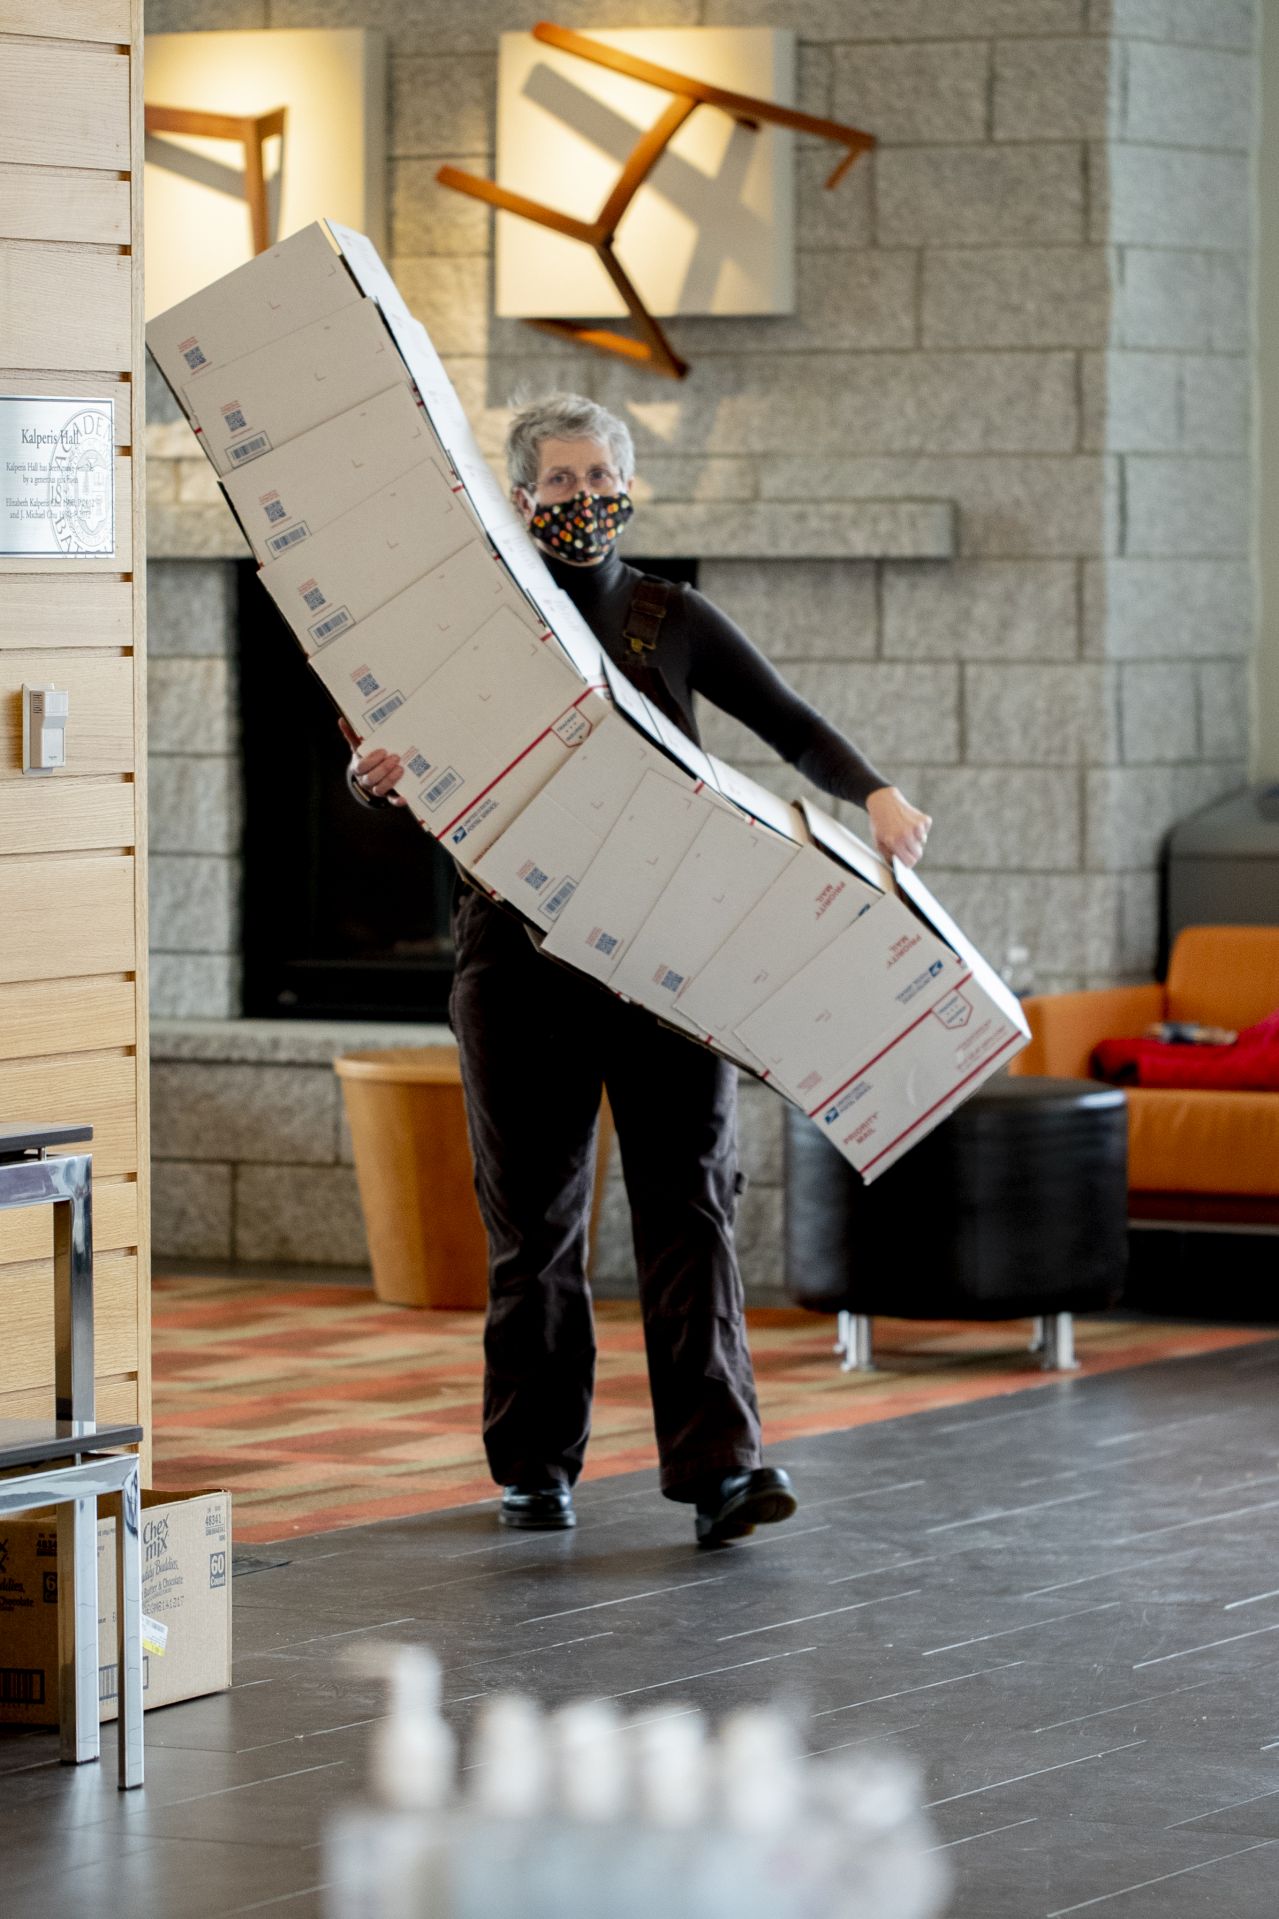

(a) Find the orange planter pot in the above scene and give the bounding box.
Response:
[335,1047,615,1310]
[335,1048,489,1310]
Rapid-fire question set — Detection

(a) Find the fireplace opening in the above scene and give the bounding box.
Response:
[237,556,698,1022]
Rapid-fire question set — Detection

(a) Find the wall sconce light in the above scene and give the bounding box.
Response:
[438,21,874,379]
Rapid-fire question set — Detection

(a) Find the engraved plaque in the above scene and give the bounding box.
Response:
[0,397,115,559]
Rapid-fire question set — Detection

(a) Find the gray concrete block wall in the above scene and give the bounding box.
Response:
[146,559,243,1019]
[142,1,1259,1287]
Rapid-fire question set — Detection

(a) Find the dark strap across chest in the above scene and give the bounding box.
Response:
[616,576,700,743]
[622,578,671,658]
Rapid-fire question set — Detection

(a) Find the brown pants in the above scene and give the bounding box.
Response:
[448,885,763,1501]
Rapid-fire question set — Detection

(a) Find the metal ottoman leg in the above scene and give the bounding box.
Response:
[1040,1312,1081,1373]
[836,1311,875,1374]
[116,1461,144,1789]
[57,1495,101,1766]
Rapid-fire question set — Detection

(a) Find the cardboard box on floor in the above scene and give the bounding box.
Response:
[0,1489,231,1728]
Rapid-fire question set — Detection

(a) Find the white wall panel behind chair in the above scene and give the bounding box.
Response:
[143,28,387,321]
[495,27,796,320]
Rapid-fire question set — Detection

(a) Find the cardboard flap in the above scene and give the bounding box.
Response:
[640,703,723,793]
[894,862,1032,1038]
[601,654,666,741]
[705,756,808,844]
[799,797,894,895]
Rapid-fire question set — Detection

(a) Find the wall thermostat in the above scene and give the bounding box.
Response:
[22,683,70,774]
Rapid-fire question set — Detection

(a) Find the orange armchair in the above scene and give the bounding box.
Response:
[1008,925,1279,1225]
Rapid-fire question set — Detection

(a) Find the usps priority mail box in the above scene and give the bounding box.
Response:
[371,616,610,865]
[146,222,360,402]
[779,803,1030,1180]
[308,541,549,739]
[182,300,415,478]
[221,384,448,564]
[473,706,710,922]
[258,461,474,654]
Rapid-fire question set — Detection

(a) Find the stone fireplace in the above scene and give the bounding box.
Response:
[144,1,1257,1285]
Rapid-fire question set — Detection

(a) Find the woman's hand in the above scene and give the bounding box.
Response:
[865,785,932,870]
[339,717,407,805]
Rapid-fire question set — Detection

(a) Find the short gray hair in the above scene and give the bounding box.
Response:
[505,391,635,494]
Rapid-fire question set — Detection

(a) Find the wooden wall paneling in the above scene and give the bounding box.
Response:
[0,0,150,1473]
[128,0,151,1480]
[0,0,130,44]
[0,579,133,647]
[0,45,130,171]
[0,855,136,984]
[0,244,132,372]
[0,1248,139,1393]
[0,775,133,855]
[0,975,136,1062]
[0,454,133,574]
[0,1174,137,1263]
[0,653,134,777]
[0,167,132,247]
[0,1374,138,1427]
[0,1051,138,1177]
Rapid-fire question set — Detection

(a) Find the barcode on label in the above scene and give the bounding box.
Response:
[301,583,326,611]
[0,1668,45,1705]
[520,863,549,890]
[310,607,352,645]
[590,930,619,957]
[423,768,461,809]
[541,878,576,918]
[354,670,380,698]
[229,434,270,464]
[99,1656,150,1703]
[222,406,246,431]
[264,497,286,523]
[366,692,405,728]
[182,344,207,371]
[266,523,309,554]
[406,752,430,779]
[655,967,684,993]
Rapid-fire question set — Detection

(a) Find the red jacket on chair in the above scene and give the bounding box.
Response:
[1092,1008,1279,1091]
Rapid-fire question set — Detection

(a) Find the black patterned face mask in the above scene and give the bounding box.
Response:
[529,489,634,560]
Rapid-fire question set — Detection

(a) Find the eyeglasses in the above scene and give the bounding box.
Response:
[536,464,624,501]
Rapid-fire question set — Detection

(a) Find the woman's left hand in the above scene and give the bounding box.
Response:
[865,785,932,870]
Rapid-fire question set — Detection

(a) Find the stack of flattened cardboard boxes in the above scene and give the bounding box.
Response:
[148,223,1028,1181]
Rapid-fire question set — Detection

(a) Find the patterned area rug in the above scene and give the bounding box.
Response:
[150,1275,1270,1543]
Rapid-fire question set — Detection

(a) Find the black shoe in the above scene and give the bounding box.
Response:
[500,1484,576,1530]
[694,1467,798,1547]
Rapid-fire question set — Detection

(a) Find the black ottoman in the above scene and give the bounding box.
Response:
[784,1075,1128,1373]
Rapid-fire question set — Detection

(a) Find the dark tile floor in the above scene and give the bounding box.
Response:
[4,1336,1279,1918]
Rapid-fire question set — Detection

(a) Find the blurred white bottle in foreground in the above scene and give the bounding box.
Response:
[324,1645,950,1919]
